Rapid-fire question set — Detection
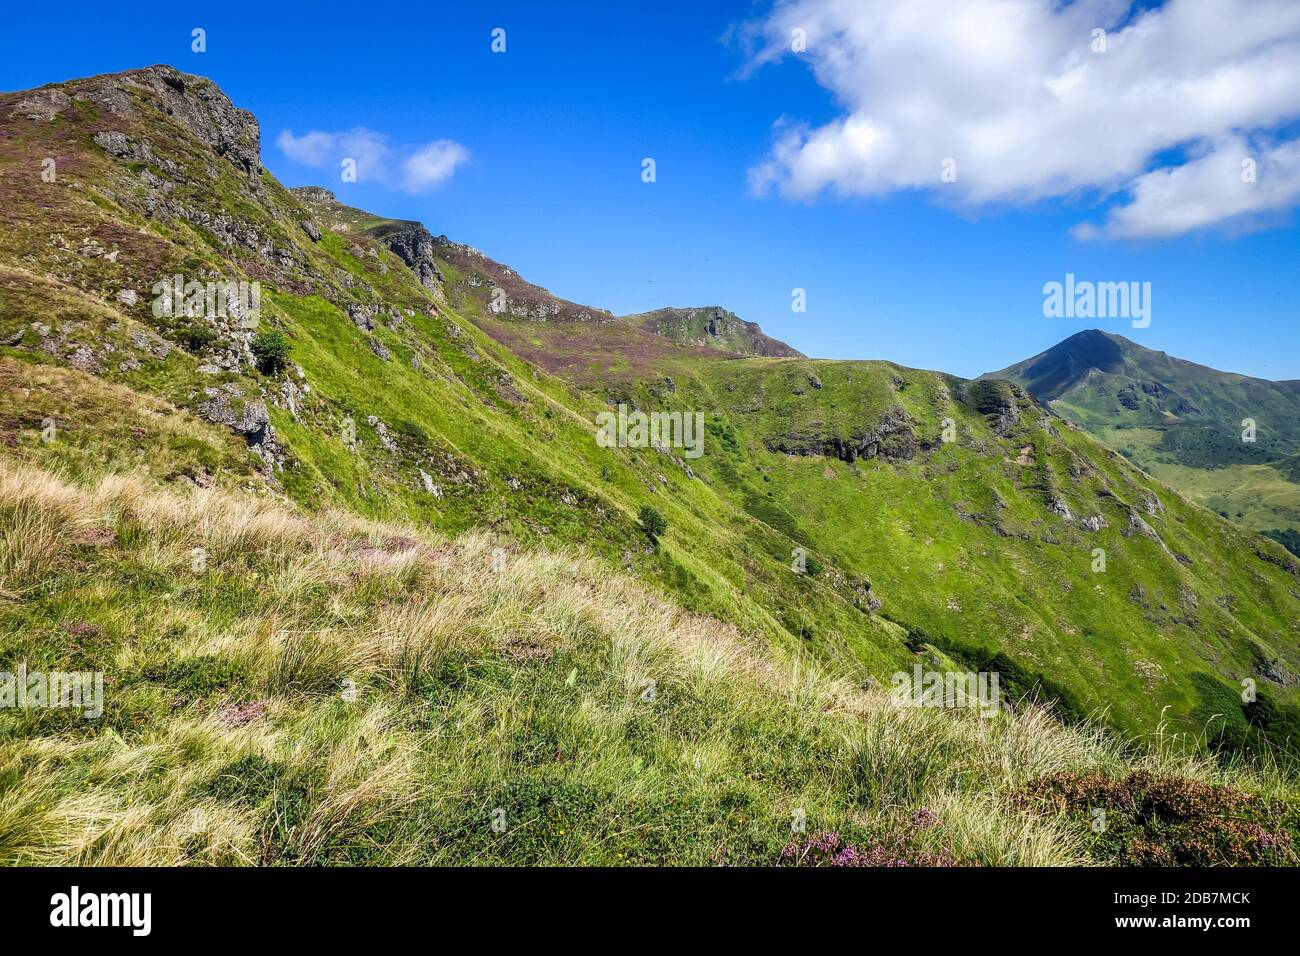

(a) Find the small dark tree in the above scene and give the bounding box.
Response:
[638,505,667,543]
[251,329,291,375]
[178,322,217,354]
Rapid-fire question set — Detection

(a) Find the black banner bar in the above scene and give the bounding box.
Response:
[0,866,1292,942]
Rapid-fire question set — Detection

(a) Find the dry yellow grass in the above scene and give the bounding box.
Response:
[0,460,1290,865]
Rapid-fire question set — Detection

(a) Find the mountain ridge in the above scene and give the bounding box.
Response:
[290,187,802,367]
[985,329,1300,398]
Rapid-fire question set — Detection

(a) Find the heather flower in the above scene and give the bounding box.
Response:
[779,813,959,868]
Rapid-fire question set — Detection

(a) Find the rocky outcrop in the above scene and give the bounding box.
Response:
[374,222,444,292]
[198,383,269,441]
[1253,543,1300,577]
[1254,652,1296,686]
[10,88,72,122]
[963,379,1025,437]
[1047,498,1073,522]
[293,186,336,204]
[1125,508,1169,552]
[764,407,922,464]
[92,130,133,157]
[367,416,398,452]
[348,304,376,331]
[623,306,804,358]
[79,66,261,177]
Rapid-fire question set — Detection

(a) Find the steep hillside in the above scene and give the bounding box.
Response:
[2,64,1299,772]
[0,65,907,695]
[987,331,1300,541]
[8,461,1298,866]
[558,351,1300,750]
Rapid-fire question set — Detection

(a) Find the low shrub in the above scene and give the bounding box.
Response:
[1013,770,1300,866]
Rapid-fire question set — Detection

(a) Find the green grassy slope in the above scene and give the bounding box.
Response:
[7,461,1298,866]
[516,350,1300,750]
[298,143,1300,754]
[1,64,1298,768]
[0,65,907,696]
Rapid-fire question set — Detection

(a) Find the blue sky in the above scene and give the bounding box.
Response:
[3,0,1297,379]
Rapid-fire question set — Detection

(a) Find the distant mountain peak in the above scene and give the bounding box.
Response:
[1062,327,1121,346]
[983,328,1128,401]
[986,328,1300,454]
[620,305,803,358]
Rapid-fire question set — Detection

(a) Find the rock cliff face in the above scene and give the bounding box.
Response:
[67,65,261,177]
[372,222,444,292]
[964,379,1027,436]
[763,406,923,463]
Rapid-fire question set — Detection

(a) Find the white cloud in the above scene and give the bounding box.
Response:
[276,127,468,193]
[275,129,336,166]
[1074,136,1300,239]
[741,0,1300,238]
[403,139,471,192]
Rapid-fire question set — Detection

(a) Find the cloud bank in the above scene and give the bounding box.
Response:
[741,0,1300,239]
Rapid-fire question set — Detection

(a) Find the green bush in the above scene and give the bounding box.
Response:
[251,329,292,375]
[176,322,217,354]
[638,505,667,542]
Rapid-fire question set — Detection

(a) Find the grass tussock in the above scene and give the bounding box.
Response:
[0,460,1295,866]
